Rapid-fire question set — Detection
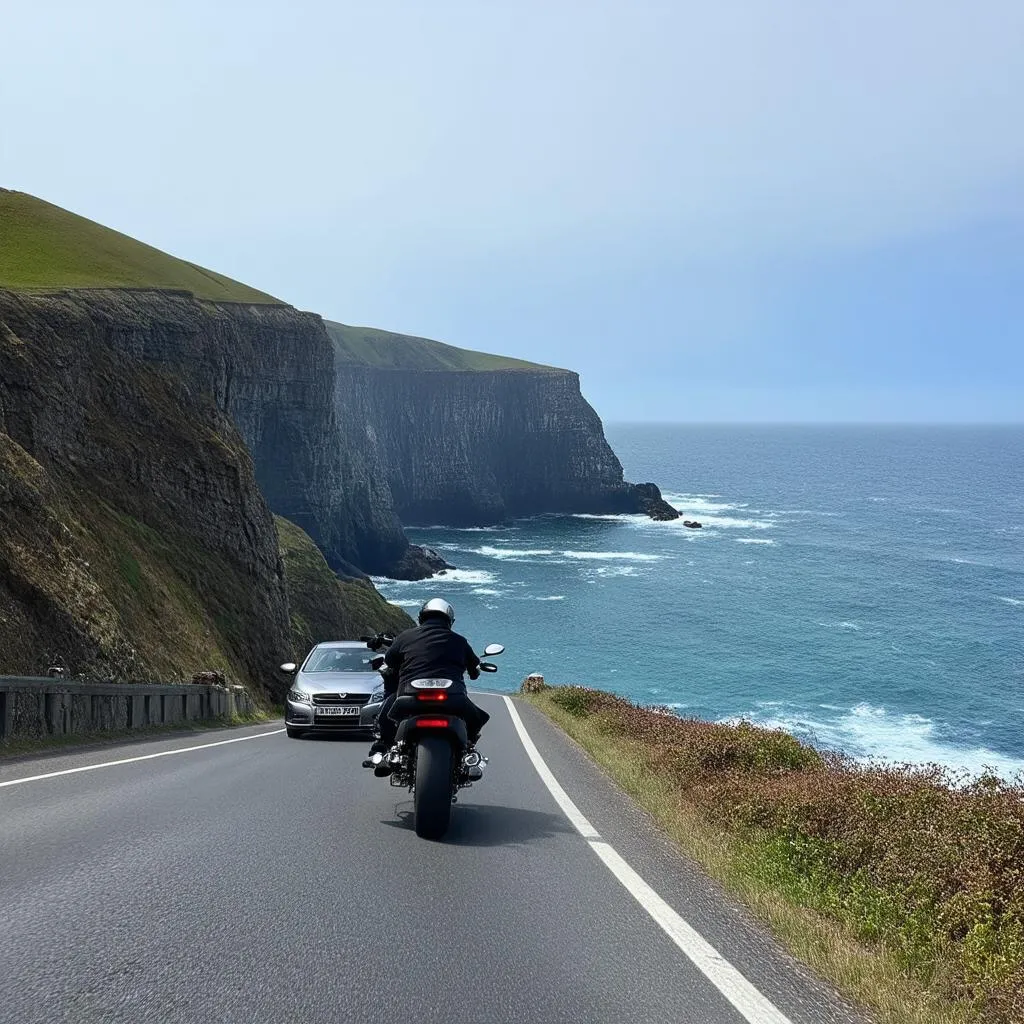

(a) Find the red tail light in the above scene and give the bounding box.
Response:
[415,718,450,728]
[416,692,448,702]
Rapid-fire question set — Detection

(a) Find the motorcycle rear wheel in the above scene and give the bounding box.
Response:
[414,736,454,839]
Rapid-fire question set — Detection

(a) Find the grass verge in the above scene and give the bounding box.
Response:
[522,685,1024,1024]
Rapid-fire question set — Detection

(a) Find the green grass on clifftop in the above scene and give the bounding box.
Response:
[326,320,561,372]
[0,189,280,302]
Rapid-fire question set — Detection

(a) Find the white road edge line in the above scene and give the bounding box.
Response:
[0,728,286,788]
[503,696,794,1024]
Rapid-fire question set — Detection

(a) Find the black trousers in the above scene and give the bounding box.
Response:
[373,692,490,748]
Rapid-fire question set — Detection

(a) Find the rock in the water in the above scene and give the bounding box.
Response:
[630,482,681,521]
[390,544,455,581]
[682,520,703,529]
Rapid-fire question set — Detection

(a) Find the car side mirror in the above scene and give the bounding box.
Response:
[279,662,297,674]
[483,644,505,656]
[479,662,498,673]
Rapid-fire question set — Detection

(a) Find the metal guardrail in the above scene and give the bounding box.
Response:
[0,676,257,744]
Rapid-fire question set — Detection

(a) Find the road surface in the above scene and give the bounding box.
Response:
[0,694,866,1024]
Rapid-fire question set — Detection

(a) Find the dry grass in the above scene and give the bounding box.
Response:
[524,685,1024,1024]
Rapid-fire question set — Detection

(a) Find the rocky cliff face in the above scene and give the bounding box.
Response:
[0,289,292,691]
[0,289,432,577]
[332,360,673,526]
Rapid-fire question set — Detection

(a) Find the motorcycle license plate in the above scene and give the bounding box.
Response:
[316,706,360,717]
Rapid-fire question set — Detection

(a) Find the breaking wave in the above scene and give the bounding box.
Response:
[561,550,663,561]
[372,568,499,588]
[737,702,1024,780]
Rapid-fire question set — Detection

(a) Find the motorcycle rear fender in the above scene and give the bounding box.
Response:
[394,715,468,748]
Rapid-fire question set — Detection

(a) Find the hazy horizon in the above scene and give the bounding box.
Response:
[3,1,1022,423]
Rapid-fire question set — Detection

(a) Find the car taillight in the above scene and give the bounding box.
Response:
[416,692,447,701]
[415,718,450,728]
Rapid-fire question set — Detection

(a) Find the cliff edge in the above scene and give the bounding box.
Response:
[328,321,678,526]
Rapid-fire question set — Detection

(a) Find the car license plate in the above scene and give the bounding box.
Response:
[316,706,360,717]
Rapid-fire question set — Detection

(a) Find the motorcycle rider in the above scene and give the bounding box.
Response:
[363,598,489,771]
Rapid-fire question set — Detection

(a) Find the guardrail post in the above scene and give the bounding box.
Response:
[0,690,9,742]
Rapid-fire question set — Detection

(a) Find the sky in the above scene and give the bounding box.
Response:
[2,1,1022,422]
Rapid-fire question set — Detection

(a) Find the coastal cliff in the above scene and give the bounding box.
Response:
[0,288,438,578]
[0,289,292,690]
[0,189,676,689]
[328,321,677,526]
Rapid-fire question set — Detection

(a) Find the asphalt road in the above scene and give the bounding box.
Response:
[0,695,867,1024]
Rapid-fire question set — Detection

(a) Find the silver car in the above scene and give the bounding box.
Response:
[282,641,385,739]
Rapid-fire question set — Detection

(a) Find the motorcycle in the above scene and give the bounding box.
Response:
[359,634,505,840]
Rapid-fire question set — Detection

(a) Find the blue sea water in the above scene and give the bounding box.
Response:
[373,425,1024,779]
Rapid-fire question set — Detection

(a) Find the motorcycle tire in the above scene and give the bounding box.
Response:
[414,735,454,839]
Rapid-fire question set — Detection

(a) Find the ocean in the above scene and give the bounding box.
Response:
[373,425,1024,779]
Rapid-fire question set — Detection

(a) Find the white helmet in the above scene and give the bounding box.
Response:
[418,598,455,626]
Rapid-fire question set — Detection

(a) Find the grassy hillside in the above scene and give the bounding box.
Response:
[276,516,412,657]
[326,320,560,373]
[0,189,280,302]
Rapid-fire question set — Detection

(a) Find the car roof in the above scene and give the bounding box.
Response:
[312,640,366,650]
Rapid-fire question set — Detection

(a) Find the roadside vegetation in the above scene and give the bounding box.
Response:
[523,684,1024,1024]
[0,189,280,302]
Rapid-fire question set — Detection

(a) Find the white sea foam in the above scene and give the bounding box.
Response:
[735,538,776,546]
[997,596,1024,607]
[372,568,499,588]
[562,550,663,561]
[470,588,503,597]
[594,565,640,577]
[431,568,502,586]
[413,525,505,532]
[535,595,566,601]
[662,493,742,513]
[387,600,421,608]
[571,513,645,522]
[665,514,773,530]
[762,508,839,517]
[740,702,1024,781]
[817,620,862,631]
[474,545,556,560]
[661,491,725,504]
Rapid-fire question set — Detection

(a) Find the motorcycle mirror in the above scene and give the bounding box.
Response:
[279,662,297,674]
[483,644,505,656]
[369,655,385,670]
[479,662,498,673]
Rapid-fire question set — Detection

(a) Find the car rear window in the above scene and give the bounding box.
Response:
[303,648,373,673]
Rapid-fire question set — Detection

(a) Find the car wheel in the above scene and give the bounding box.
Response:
[286,727,304,739]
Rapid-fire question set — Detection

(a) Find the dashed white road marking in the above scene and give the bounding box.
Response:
[503,696,794,1024]
[0,729,285,789]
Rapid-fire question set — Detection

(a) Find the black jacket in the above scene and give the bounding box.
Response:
[382,619,480,695]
